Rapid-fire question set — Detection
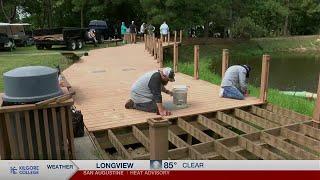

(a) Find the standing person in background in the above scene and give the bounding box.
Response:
[160,21,169,42]
[121,22,128,43]
[140,23,146,34]
[121,22,127,38]
[129,21,137,43]
[146,23,155,35]
[140,23,146,41]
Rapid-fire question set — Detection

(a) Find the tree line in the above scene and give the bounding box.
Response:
[0,0,319,38]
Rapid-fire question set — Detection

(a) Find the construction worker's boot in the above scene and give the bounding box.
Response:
[125,99,134,109]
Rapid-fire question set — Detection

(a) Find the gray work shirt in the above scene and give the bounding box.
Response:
[131,71,163,104]
[221,65,248,93]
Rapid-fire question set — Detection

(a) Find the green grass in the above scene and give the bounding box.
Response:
[0,54,74,91]
[176,35,320,61]
[163,36,319,116]
[253,35,320,52]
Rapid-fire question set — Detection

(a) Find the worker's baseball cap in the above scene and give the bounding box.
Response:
[242,65,252,78]
[163,67,175,82]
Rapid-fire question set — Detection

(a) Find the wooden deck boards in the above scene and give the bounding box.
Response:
[63,43,261,132]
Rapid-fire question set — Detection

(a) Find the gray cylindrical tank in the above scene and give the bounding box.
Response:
[3,66,63,103]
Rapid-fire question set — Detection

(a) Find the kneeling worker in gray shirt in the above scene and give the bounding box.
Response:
[125,67,175,116]
[220,65,251,100]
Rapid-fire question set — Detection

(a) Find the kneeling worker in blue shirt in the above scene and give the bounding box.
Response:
[220,65,252,100]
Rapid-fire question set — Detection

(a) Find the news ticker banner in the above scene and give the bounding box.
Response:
[0,160,319,179]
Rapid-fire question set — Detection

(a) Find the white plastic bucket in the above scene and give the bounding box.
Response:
[172,85,188,108]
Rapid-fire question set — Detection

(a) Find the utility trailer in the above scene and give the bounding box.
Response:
[33,27,87,51]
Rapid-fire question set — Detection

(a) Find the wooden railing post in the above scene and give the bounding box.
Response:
[144,34,147,50]
[157,39,160,63]
[260,54,271,102]
[313,74,320,122]
[194,45,199,80]
[148,118,169,160]
[154,38,158,60]
[148,35,151,54]
[161,34,163,42]
[179,30,183,43]
[222,49,229,79]
[173,42,179,72]
[168,32,170,43]
[156,39,159,62]
[174,31,177,43]
[149,35,151,53]
[152,34,155,56]
[154,38,157,59]
[159,41,163,68]
[146,35,149,52]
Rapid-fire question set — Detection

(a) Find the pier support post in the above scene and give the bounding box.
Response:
[194,45,199,80]
[260,54,271,103]
[179,30,183,43]
[313,74,320,122]
[222,49,229,79]
[173,42,179,72]
[148,118,169,160]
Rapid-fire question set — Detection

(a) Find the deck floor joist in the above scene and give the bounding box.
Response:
[91,104,317,160]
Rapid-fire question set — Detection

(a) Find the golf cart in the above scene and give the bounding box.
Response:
[9,23,31,46]
[0,23,15,51]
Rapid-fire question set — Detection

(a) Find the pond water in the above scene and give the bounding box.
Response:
[210,52,320,93]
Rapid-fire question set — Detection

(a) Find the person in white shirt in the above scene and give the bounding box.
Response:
[140,23,146,41]
[140,23,146,34]
[160,21,169,42]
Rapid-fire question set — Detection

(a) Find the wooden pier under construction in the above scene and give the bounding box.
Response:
[62,33,320,160]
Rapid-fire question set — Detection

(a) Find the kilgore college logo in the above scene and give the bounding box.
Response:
[10,167,18,174]
[9,166,40,175]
